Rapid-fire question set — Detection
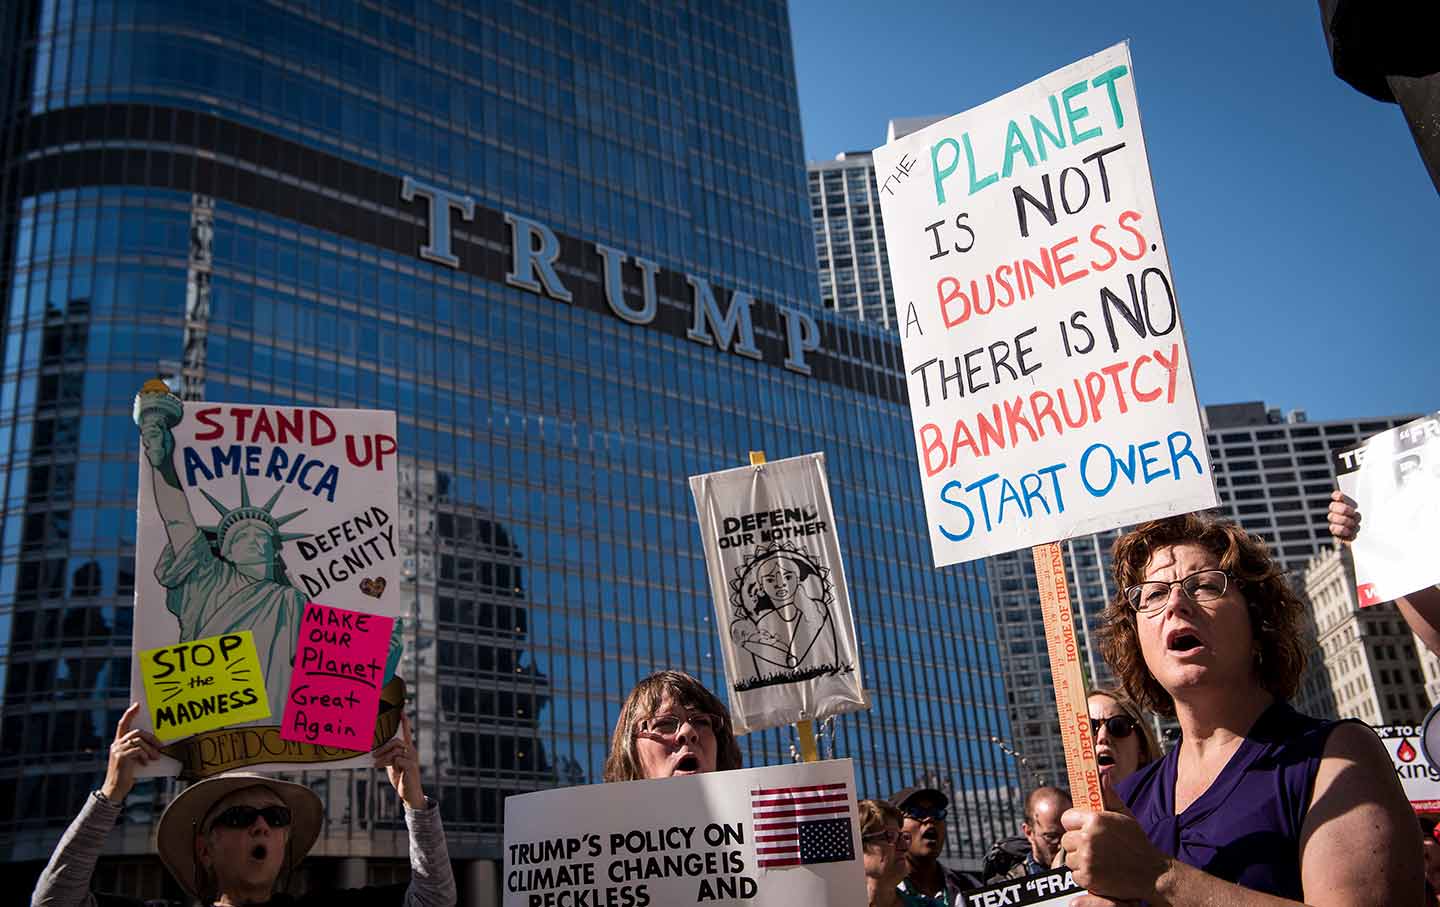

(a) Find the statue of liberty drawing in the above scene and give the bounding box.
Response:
[133,380,311,715]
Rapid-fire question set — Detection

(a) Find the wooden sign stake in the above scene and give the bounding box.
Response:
[749,449,819,763]
[1032,541,1103,812]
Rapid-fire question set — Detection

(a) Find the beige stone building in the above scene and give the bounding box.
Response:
[1305,546,1440,725]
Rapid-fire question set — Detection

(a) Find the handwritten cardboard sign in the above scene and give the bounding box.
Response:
[1336,412,1440,606]
[872,43,1216,565]
[129,384,404,775]
[1376,723,1440,812]
[963,869,1082,907]
[690,453,868,734]
[281,602,394,750]
[503,759,864,907]
[140,631,271,742]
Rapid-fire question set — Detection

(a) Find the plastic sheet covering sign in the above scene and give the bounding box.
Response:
[689,453,868,734]
[503,758,864,907]
[1375,724,1440,811]
[963,868,1083,907]
[1336,412,1440,606]
[129,380,406,777]
[871,42,1216,566]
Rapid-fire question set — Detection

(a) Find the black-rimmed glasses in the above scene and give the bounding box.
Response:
[1124,569,1230,614]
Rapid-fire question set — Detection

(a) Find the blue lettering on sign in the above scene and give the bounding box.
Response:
[937,464,1067,541]
[182,445,341,502]
[1079,430,1204,498]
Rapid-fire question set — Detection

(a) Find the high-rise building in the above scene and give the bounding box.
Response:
[0,1,1019,900]
[1305,546,1440,726]
[985,403,1416,784]
[807,152,896,328]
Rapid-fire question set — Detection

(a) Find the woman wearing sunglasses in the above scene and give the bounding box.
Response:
[32,705,454,906]
[1087,687,1159,789]
[603,670,742,782]
[1060,513,1421,906]
[858,799,923,907]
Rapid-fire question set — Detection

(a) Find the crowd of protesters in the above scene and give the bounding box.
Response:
[32,507,1438,905]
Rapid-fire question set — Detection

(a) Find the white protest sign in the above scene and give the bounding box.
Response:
[689,453,868,734]
[503,759,865,907]
[963,869,1083,907]
[872,42,1216,566]
[130,381,404,777]
[1375,723,1440,811]
[1336,412,1440,606]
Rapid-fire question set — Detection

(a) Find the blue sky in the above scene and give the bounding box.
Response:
[790,0,1438,422]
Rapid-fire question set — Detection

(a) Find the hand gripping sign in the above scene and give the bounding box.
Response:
[689,453,868,735]
[503,759,865,907]
[130,380,405,776]
[1336,412,1440,606]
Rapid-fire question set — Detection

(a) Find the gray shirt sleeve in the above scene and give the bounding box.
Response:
[31,792,121,907]
[402,797,457,907]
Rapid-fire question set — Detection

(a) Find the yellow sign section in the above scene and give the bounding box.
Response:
[140,631,272,742]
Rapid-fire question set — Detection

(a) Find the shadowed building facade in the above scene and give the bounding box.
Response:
[0,0,1019,901]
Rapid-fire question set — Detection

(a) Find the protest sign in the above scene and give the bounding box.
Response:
[281,602,395,750]
[502,759,864,907]
[690,453,868,734]
[140,631,271,742]
[963,869,1082,907]
[1376,723,1440,811]
[1336,412,1440,606]
[130,379,405,776]
[872,42,1216,566]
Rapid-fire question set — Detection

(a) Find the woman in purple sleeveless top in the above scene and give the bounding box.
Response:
[1058,513,1422,906]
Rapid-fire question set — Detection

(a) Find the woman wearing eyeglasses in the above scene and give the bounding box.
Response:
[603,670,742,781]
[1087,687,1159,789]
[31,705,455,906]
[858,800,924,907]
[1060,513,1421,906]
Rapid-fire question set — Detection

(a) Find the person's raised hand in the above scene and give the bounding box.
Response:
[100,703,164,802]
[1327,490,1362,543]
[374,712,425,809]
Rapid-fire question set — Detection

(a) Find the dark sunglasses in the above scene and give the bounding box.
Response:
[209,804,292,831]
[902,805,947,822]
[1090,715,1138,739]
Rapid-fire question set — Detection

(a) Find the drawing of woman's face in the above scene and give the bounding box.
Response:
[759,557,801,603]
[225,522,275,565]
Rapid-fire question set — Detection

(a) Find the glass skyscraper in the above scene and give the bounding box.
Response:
[0,1,1019,900]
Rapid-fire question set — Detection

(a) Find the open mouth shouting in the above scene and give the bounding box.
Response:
[250,843,269,862]
[1165,626,1206,656]
[671,752,702,775]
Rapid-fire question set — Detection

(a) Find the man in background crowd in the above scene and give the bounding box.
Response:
[988,786,1072,882]
[890,785,982,905]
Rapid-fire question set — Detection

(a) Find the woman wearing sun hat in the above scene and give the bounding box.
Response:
[32,704,455,906]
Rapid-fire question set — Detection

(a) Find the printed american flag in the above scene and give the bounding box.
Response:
[751,782,855,869]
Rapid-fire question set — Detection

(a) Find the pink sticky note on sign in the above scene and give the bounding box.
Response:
[281,602,394,751]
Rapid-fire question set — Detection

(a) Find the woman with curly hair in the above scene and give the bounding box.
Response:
[603,670,742,782]
[1060,513,1421,906]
